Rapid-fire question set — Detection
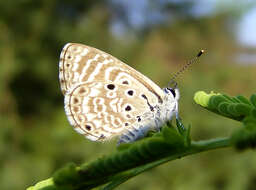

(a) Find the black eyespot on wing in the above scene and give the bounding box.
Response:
[126,114,131,119]
[79,87,87,94]
[73,97,79,104]
[107,84,115,90]
[99,134,106,139]
[125,105,132,111]
[85,125,91,131]
[141,94,147,99]
[127,90,134,96]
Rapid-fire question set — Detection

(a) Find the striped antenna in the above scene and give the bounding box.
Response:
[168,49,205,88]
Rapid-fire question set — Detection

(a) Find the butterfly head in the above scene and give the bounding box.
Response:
[163,87,180,101]
[161,87,179,121]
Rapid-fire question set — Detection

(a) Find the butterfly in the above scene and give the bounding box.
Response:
[59,43,180,144]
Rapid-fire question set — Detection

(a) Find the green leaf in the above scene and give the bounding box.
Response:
[235,95,252,105]
[193,91,220,108]
[162,126,183,146]
[227,104,241,117]
[117,143,132,151]
[144,137,172,156]
[26,178,56,190]
[250,94,256,108]
[221,94,235,103]
[184,125,191,147]
[53,163,80,189]
[234,103,252,116]
[231,128,256,150]
[231,115,256,150]
[210,95,229,108]
[176,117,186,135]
[251,109,256,118]
[230,96,242,103]
[217,102,230,116]
[194,91,254,121]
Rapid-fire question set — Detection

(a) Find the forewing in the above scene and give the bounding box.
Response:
[59,43,165,104]
[65,82,154,141]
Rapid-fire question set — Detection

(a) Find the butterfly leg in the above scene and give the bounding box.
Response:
[175,102,179,119]
[154,117,163,132]
[173,102,186,132]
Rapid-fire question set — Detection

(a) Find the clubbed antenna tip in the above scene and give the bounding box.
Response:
[197,49,205,57]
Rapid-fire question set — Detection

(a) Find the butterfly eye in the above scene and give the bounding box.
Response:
[169,88,176,97]
[165,88,176,97]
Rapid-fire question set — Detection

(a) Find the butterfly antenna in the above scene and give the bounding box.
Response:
[168,49,205,88]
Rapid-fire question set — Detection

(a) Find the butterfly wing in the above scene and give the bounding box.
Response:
[59,43,165,141]
[59,43,165,102]
[65,81,160,141]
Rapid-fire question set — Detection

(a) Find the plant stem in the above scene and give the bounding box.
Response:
[101,137,231,190]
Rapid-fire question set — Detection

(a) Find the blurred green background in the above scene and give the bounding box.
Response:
[1,1,256,189]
